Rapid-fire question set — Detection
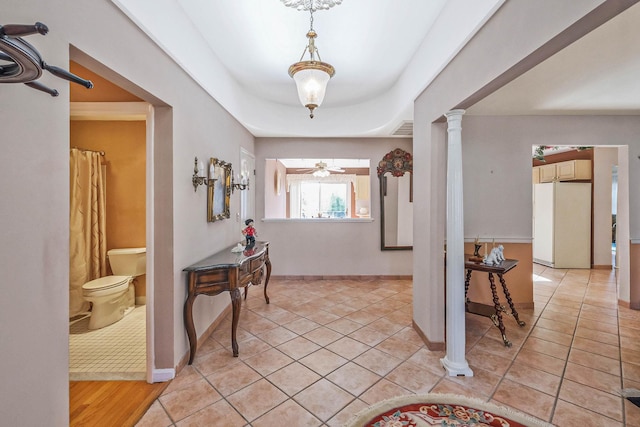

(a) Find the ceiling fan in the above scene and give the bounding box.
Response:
[296,161,345,177]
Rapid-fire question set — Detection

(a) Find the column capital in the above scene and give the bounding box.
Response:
[444,109,465,129]
[445,109,466,118]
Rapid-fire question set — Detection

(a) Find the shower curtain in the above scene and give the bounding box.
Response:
[69,148,107,318]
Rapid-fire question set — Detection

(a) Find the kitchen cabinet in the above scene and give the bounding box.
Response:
[538,164,557,182]
[533,159,591,183]
[556,159,591,180]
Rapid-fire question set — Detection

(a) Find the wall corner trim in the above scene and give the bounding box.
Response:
[152,368,175,383]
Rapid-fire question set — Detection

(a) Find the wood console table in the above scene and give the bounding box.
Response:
[464,255,525,347]
[183,241,271,364]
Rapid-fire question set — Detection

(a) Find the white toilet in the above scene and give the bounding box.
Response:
[82,247,146,330]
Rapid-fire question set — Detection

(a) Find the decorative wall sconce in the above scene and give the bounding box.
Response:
[192,157,210,192]
[231,172,250,193]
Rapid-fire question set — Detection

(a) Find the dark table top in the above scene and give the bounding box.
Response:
[464,254,518,274]
[183,241,268,272]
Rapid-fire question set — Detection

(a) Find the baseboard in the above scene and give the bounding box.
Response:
[135,296,146,305]
[592,265,613,270]
[514,302,534,309]
[152,368,175,383]
[620,300,640,310]
[533,258,553,268]
[412,320,445,351]
[272,275,413,281]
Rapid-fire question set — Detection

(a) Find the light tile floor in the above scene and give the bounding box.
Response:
[69,305,146,381]
[137,265,640,426]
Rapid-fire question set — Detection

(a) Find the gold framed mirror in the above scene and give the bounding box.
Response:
[377,148,413,250]
[207,157,232,222]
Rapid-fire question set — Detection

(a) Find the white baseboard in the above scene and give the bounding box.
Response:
[135,296,146,306]
[152,368,175,383]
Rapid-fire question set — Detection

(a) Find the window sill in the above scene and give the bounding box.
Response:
[262,218,374,223]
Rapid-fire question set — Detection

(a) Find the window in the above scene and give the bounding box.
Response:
[298,181,348,218]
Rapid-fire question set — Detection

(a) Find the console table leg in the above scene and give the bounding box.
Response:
[488,272,511,347]
[498,273,526,327]
[230,288,241,357]
[264,257,272,304]
[464,269,472,302]
[184,294,197,365]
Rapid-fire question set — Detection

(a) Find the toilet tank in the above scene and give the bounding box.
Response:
[107,247,146,277]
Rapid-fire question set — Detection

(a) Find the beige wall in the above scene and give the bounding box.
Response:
[593,147,618,268]
[264,159,287,218]
[255,137,413,276]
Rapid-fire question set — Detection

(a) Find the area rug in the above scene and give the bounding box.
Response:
[344,393,554,427]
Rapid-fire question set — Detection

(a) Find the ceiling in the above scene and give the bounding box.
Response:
[111,0,640,138]
[467,1,640,117]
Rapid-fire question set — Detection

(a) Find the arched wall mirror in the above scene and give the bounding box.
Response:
[377,148,413,250]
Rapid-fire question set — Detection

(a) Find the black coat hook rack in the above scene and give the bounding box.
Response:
[0,22,93,96]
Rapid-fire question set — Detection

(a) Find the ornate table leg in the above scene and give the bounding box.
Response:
[498,273,526,327]
[230,288,241,357]
[488,272,511,347]
[464,269,472,301]
[264,253,271,304]
[184,292,197,365]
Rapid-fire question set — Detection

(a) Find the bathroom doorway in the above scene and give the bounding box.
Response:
[68,61,150,381]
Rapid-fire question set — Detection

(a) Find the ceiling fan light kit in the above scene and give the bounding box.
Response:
[284,1,338,118]
[296,160,345,176]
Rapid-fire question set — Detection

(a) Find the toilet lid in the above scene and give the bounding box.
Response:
[82,275,130,291]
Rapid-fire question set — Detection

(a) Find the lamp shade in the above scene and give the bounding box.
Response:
[292,65,331,106]
[289,60,334,118]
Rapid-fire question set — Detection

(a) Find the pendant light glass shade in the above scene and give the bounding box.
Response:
[289,59,334,118]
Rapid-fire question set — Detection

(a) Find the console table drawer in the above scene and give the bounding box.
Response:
[250,255,265,272]
[195,270,229,286]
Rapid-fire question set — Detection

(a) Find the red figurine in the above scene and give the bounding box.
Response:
[242,219,256,246]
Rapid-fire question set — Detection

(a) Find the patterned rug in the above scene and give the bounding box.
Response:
[344,393,554,427]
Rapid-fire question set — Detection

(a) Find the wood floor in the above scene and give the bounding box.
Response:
[70,380,168,427]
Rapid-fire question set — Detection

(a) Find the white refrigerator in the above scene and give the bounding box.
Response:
[533,182,591,268]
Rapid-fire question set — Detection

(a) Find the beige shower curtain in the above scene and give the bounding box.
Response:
[69,148,107,318]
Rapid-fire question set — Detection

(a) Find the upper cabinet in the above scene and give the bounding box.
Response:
[534,159,591,183]
[556,160,591,181]
[539,164,558,182]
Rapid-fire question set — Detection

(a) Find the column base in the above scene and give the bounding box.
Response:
[440,356,474,377]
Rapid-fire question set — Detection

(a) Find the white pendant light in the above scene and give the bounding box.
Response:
[287,8,335,118]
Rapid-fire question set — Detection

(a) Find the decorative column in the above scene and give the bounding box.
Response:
[440,109,473,377]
